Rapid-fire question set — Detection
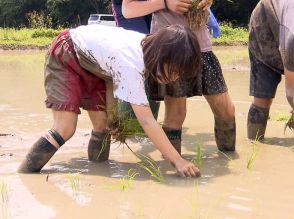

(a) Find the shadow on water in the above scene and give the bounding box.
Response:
[263,137,294,150]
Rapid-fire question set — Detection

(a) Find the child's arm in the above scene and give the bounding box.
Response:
[122,0,192,18]
[131,104,200,177]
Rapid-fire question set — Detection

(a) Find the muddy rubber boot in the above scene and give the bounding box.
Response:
[214,117,236,152]
[88,131,111,162]
[247,104,269,141]
[18,137,58,173]
[162,127,182,155]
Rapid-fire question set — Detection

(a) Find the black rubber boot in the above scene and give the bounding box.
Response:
[214,117,236,152]
[247,104,269,140]
[18,137,58,173]
[88,131,111,162]
[162,127,182,155]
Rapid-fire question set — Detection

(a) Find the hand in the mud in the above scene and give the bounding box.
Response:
[197,0,212,10]
[166,0,192,14]
[173,158,200,177]
[284,112,294,133]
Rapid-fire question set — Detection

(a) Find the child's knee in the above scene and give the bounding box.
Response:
[213,101,235,120]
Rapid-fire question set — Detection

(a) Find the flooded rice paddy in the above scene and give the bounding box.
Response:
[0,47,294,219]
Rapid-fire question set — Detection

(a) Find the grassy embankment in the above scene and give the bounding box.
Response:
[0,24,248,50]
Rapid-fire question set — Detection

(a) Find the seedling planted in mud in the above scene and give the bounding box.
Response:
[118,168,139,191]
[136,153,165,183]
[193,144,203,167]
[247,134,261,170]
[219,151,235,169]
[67,173,80,195]
[0,180,9,219]
[0,180,9,204]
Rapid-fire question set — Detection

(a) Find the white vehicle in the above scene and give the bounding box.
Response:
[88,14,116,26]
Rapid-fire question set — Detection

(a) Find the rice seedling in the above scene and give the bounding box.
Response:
[0,180,9,204]
[118,168,139,191]
[67,173,80,196]
[107,102,146,144]
[189,179,200,218]
[193,144,203,167]
[0,180,9,219]
[100,100,164,182]
[284,113,294,134]
[133,152,164,183]
[247,133,261,170]
[218,151,235,169]
[186,0,210,30]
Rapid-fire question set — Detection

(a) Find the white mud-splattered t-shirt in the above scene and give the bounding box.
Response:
[70,24,149,106]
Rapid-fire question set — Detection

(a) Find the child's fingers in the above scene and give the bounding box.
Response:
[197,0,212,9]
[189,166,197,177]
[191,165,201,177]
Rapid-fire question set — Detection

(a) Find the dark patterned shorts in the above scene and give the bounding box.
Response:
[145,51,227,100]
[249,51,283,99]
[44,30,106,114]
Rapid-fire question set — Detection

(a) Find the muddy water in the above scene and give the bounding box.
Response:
[1,47,294,219]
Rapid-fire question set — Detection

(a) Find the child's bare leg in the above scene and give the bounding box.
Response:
[205,92,236,151]
[18,111,78,173]
[87,110,110,162]
[163,96,186,154]
[247,97,272,140]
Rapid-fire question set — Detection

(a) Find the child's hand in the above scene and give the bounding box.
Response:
[197,0,212,10]
[166,0,192,14]
[173,158,201,177]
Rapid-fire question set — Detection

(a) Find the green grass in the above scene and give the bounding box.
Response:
[0,28,62,49]
[0,24,248,49]
[270,112,291,122]
[213,23,248,45]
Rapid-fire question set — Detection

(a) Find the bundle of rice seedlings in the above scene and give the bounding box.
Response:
[102,101,164,182]
[186,0,210,30]
[107,102,146,144]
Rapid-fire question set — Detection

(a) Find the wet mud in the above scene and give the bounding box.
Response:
[1,48,294,219]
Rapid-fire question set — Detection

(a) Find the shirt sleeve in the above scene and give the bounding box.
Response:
[280,25,294,71]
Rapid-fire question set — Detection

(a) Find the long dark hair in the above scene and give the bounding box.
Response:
[141,24,202,83]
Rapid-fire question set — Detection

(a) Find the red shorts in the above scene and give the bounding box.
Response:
[44,30,106,114]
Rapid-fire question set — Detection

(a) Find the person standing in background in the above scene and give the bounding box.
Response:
[121,0,236,155]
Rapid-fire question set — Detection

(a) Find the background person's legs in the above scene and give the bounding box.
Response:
[247,98,272,140]
[87,110,110,162]
[247,51,282,140]
[162,96,186,154]
[18,111,78,173]
[205,92,236,151]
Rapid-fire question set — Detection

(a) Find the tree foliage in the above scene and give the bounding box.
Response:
[0,0,258,28]
[212,0,259,26]
[0,0,111,28]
